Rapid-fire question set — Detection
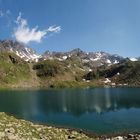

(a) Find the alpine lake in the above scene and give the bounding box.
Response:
[0,87,140,135]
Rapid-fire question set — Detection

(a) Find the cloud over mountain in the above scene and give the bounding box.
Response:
[14,12,61,44]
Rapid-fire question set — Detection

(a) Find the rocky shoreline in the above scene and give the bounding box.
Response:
[0,112,140,140]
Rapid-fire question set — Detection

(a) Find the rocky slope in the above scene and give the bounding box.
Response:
[42,48,125,67]
[0,40,40,62]
[0,52,31,87]
[0,112,92,140]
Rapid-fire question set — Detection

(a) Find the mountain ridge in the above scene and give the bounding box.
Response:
[0,39,140,88]
[0,40,41,62]
[0,40,138,66]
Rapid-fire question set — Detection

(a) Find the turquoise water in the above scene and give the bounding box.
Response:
[0,88,140,134]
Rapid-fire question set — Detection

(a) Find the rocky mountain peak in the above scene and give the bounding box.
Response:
[0,40,40,62]
[0,40,138,66]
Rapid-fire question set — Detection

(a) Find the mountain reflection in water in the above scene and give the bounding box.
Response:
[0,88,139,117]
[0,88,140,134]
[38,88,140,115]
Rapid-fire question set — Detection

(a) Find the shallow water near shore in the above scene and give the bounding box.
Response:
[0,87,140,135]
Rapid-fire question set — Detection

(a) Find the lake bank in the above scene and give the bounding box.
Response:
[0,112,91,140]
[0,78,140,90]
[0,112,140,140]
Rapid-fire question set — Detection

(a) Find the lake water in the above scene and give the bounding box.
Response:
[0,88,140,134]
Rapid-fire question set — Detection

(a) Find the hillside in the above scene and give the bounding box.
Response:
[33,59,97,88]
[0,51,96,88]
[84,60,140,86]
[0,40,140,88]
[32,58,140,87]
[0,40,40,62]
[0,51,140,88]
[0,52,31,88]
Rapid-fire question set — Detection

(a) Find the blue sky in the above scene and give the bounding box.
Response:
[0,0,140,57]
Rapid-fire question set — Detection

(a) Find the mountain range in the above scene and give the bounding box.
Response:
[0,40,138,66]
[0,39,140,88]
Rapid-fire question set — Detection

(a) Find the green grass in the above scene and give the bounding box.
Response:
[33,59,67,77]
[0,52,31,87]
[84,60,140,86]
[1,52,140,88]
[47,80,97,89]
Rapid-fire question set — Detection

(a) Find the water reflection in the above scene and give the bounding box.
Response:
[0,88,139,118]
[38,88,140,115]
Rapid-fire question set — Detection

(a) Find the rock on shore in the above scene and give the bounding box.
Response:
[0,112,93,140]
[0,112,140,140]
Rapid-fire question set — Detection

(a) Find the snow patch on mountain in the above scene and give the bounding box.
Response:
[90,58,100,61]
[0,40,134,66]
[129,58,138,62]
[113,60,119,64]
[0,40,41,62]
[106,59,111,64]
[42,49,125,67]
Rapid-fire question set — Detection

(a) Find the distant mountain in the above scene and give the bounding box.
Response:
[0,40,40,62]
[0,40,139,67]
[42,48,125,67]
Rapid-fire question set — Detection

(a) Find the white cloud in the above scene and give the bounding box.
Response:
[14,12,61,44]
[47,26,61,33]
